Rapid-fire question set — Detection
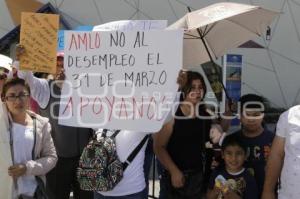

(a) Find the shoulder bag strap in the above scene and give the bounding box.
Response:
[8,117,18,189]
[31,116,37,159]
[30,116,49,198]
[111,130,121,138]
[123,135,149,170]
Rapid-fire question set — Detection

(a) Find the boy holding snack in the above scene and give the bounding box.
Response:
[206,134,258,199]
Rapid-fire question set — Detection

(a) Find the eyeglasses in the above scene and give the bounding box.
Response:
[5,93,30,102]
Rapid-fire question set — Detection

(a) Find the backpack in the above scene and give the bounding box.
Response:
[77,129,149,192]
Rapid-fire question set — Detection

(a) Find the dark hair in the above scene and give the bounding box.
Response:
[1,78,30,99]
[221,134,246,153]
[181,71,207,101]
[239,94,265,112]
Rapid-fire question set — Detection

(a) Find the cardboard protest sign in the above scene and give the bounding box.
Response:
[5,0,43,25]
[20,12,59,74]
[93,20,167,31]
[59,30,183,132]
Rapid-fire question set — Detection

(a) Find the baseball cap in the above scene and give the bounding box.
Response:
[0,54,12,71]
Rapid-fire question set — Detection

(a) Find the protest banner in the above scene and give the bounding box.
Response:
[57,26,94,51]
[58,30,183,132]
[58,21,167,51]
[20,12,59,74]
[93,20,167,31]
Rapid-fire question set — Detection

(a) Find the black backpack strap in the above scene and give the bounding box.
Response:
[123,135,149,170]
[111,130,121,138]
[102,129,108,138]
[93,129,121,140]
[102,129,120,137]
[31,116,37,159]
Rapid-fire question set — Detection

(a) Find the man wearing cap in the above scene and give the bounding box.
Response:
[14,47,93,199]
[0,54,12,82]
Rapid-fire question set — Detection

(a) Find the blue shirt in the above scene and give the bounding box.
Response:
[208,168,258,199]
[235,129,274,197]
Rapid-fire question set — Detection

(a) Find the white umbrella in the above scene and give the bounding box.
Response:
[167,2,279,68]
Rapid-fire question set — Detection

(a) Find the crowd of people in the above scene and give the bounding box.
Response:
[0,43,300,199]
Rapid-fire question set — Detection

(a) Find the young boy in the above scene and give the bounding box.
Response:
[206,134,258,199]
[236,94,274,197]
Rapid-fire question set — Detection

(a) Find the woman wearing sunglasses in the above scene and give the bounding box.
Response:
[1,77,57,199]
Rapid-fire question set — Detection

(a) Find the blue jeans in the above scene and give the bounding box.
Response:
[94,189,147,199]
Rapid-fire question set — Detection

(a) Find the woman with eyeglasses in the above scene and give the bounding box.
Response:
[1,77,57,199]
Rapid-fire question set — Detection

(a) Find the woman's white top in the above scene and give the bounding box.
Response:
[12,123,37,197]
